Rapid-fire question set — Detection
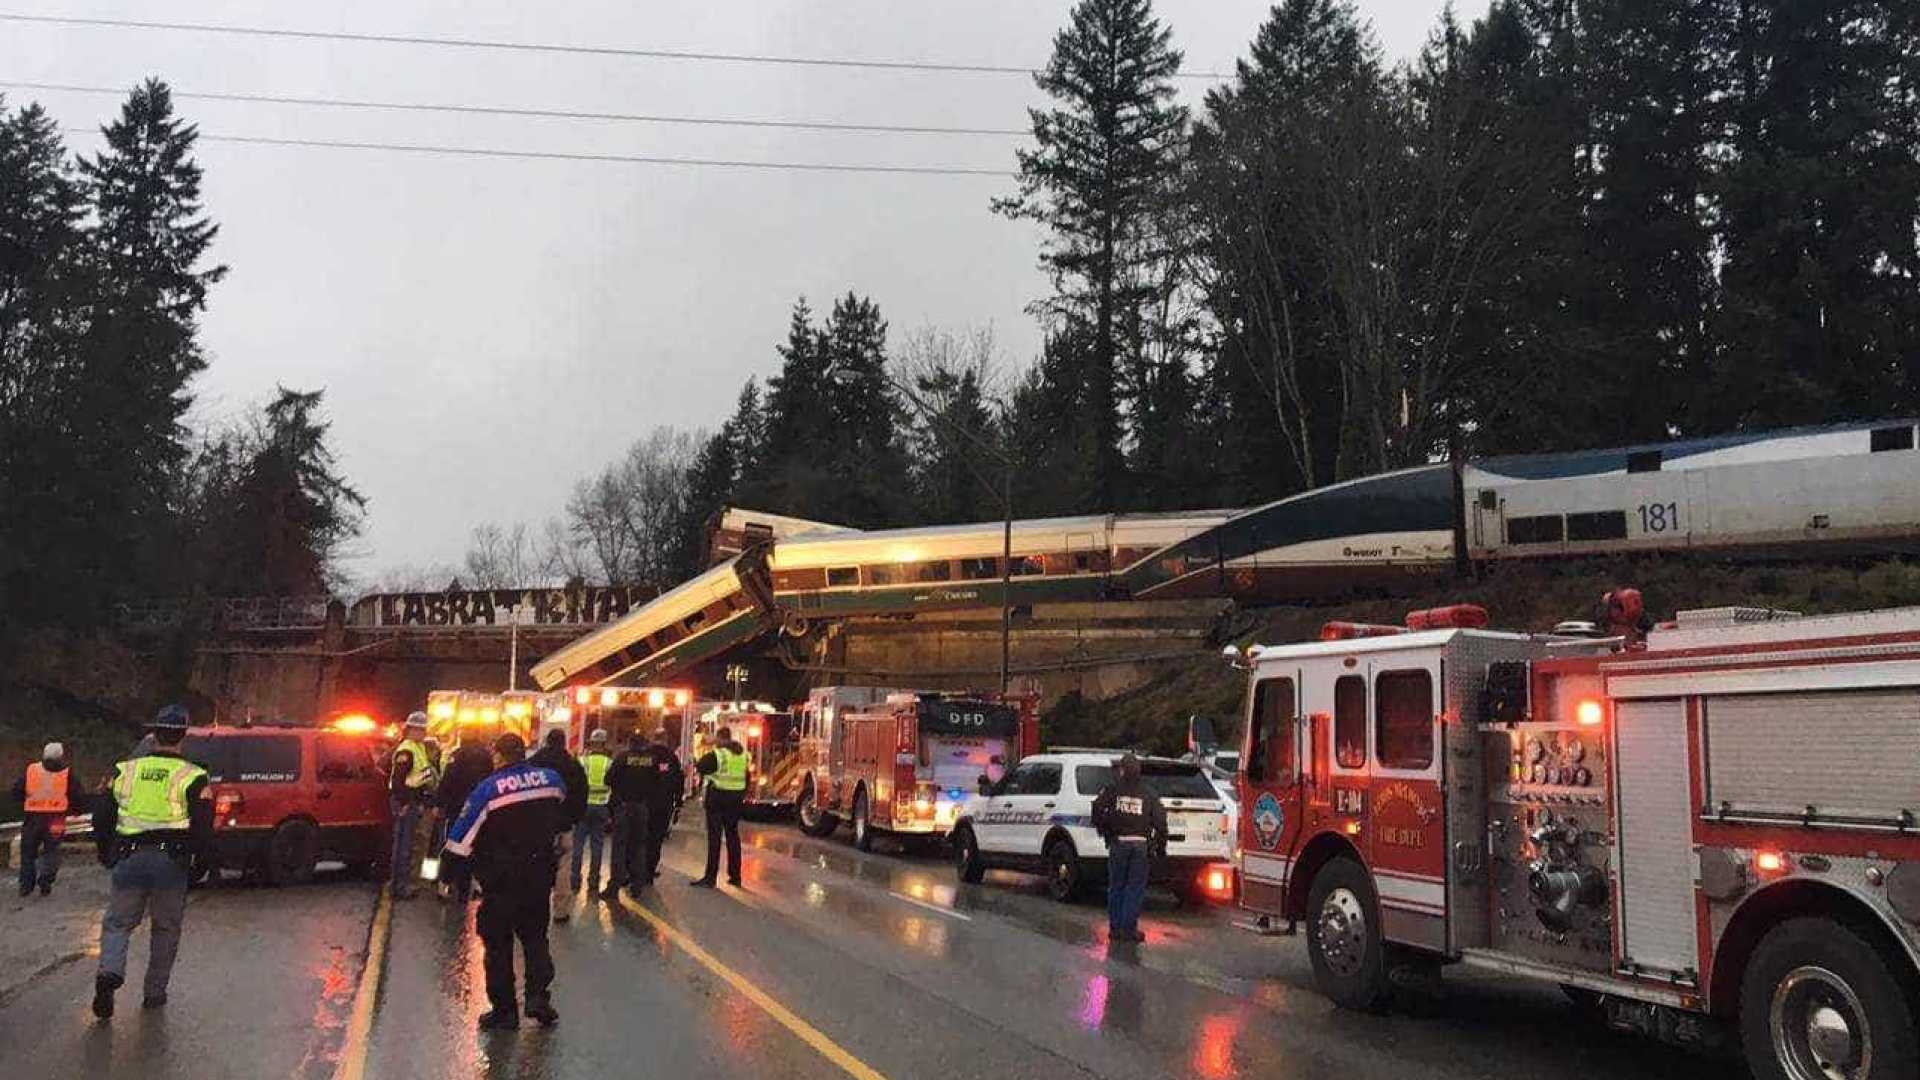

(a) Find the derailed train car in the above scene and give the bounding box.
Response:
[532,418,1920,692]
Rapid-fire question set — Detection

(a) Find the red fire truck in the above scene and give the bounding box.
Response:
[795,690,1039,851]
[1231,598,1920,1080]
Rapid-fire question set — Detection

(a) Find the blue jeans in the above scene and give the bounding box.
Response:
[1106,840,1151,934]
[571,805,609,890]
[389,799,421,894]
[18,814,61,893]
[99,848,191,997]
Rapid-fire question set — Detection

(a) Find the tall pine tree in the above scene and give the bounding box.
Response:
[996,0,1188,511]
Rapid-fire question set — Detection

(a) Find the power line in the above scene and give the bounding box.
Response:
[60,126,1012,177]
[7,79,1027,137]
[1,13,1229,80]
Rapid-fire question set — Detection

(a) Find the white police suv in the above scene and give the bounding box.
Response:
[949,750,1236,904]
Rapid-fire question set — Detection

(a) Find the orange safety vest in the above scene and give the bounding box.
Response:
[23,762,71,814]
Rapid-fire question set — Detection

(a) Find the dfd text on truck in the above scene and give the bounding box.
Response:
[795,690,1036,851]
[1228,598,1920,1080]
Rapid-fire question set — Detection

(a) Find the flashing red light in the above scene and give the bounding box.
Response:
[331,713,377,734]
[745,721,763,739]
[1576,699,1605,726]
[1405,604,1490,631]
[1756,851,1787,874]
[1203,867,1233,899]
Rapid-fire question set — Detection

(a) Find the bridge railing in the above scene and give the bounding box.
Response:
[115,596,334,632]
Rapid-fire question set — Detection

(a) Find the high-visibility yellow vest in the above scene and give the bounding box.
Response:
[582,753,613,806]
[112,756,207,836]
[23,762,70,813]
[393,739,436,789]
[710,747,748,792]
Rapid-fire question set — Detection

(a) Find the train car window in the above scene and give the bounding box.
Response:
[1334,675,1367,768]
[1871,426,1915,452]
[682,610,707,632]
[1245,677,1296,785]
[1477,490,1498,510]
[959,557,997,580]
[1376,670,1434,770]
[1506,515,1564,544]
[866,564,901,586]
[1073,552,1093,572]
[1010,556,1044,577]
[1567,510,1628,541]
[916,561,952,582]
[826,566,859,587]
[1626,450,1662,473]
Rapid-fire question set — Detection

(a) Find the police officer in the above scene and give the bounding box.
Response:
[91,705,212,1019]
[1091,753,1166,944]
[691,725,747,888]
[388,712,438,899]
[443,732,566,1030]
[601,732,655,899]
[642,729,684,884]
[528,729,587,922]
[571,730,614,894]
[13,741,74,896]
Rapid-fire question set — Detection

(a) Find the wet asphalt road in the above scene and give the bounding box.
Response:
[0,816,1747,1080]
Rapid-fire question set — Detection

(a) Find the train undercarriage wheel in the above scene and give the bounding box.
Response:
[1741,918,1919,1080]
[1305,857,1389,1011]
[780,613,811,638]
[798,781,837,838]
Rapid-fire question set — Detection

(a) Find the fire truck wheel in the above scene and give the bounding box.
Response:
[1741,917,1919,1080]
[264,819,318,887]
[1046,837,1085,903]
[953,826,986,884]
[851,790,876,852]
[798,782,837,838]
[1305,857,1389,1011]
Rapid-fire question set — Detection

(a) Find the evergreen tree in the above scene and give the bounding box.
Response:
[1712,0,1920,427]
[996,0,1189,510]
[726,377,767,502]
[211,389,366,596]
[676,426,738,576]
[911,363,998,523]
[819,293,912,527]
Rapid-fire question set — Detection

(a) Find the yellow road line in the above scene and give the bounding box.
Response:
[620,895,889,1080]
[332,889,394,1080]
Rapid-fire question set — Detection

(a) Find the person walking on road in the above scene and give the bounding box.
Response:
[529,729,587,923]
[13,742,75,897]
[91,705,212,1019]
[642,729,684,884]
[601,732,656,899]
[444,732,567,1030]
[572,730,614,894]
[691,725,747,888]
[435,737,494,903]
[388,712,438,899]
[1091,753,1166,944]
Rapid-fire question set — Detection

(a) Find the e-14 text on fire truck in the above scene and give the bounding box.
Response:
[1228,595,1920,1080]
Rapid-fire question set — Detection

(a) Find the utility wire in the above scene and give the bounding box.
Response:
[8,79,1027,136]
[2,13,1229,80]
[60,126,1012,176]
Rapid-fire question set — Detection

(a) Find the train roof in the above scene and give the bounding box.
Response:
[1469,417,1920,482]
[529,557,743,689]
[768,510,1230,567]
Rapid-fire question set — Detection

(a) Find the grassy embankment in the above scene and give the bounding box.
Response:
[1040,554,1920,754]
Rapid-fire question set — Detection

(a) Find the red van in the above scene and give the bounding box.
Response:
[180,724,393,885]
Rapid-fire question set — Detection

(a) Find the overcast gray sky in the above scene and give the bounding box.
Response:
[5,1,1458,588]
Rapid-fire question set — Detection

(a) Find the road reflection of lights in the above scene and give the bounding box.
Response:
[804,881,828,908]
[1191,1012,1241,1079]
[1077,975,1109,1029]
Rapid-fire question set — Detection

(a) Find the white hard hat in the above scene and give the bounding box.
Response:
[42,742,64,760]
[588,728,609,743]
[405,711,428,729]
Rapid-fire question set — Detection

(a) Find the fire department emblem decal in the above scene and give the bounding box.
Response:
[1251,792,1285,851]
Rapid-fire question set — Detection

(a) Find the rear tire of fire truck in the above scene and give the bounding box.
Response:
[1305,858,1390,1012]
[851,789,876,852]
[952,825,985,884]
[798,780,837,838]
[1740,917,1919,1080]
[264,819,318,887]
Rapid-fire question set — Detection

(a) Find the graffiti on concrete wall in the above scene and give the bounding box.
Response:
[348,586,658,629]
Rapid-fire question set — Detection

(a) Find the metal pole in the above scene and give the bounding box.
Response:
[509,619,519,691]
[1000,458,1012,696]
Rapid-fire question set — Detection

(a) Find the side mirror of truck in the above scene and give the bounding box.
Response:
[977,774,994,796]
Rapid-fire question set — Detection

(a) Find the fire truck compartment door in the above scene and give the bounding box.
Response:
[1701,688,1920,825]
[1613,699,1699,982]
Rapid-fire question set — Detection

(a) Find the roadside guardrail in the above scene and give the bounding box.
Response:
[0,814,94,869]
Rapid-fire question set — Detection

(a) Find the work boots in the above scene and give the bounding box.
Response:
[477,1006,519,1030]
[92,972,122,1019]
[524,994,559,1027]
